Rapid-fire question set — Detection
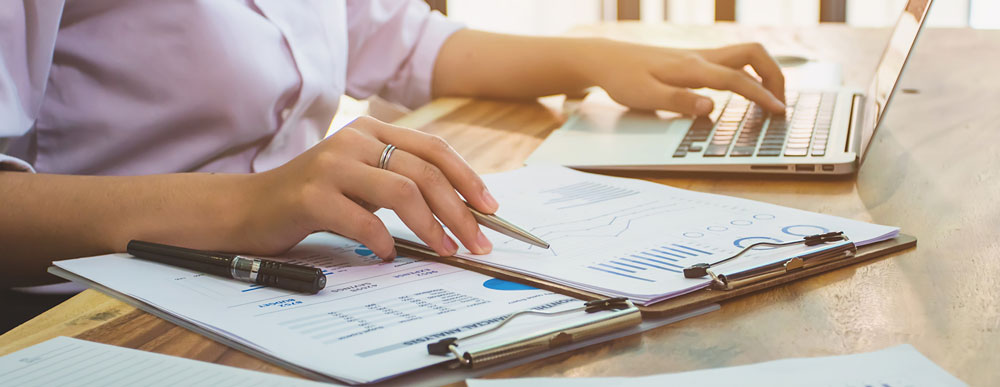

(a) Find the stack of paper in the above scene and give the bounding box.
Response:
[0,337,328,387]
[382,165,898,305]
[51,233,629,384]
[467,344,966,387]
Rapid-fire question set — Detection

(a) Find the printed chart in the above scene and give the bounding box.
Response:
[384,165,899,304]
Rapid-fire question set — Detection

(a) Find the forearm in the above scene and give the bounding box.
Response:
[0,171,253,286]
[432,29,602,100]
[432,30,786,115]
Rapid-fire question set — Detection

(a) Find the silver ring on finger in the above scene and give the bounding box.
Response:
[378,144,397,170]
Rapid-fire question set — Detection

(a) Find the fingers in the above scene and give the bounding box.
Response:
[385,148,492,255]
[348,117,499,215]
[742,45,785,103]
[337,159,461,258]
[645,81,716,116]
[687,60,785,114]
[323,118,495,255]
[699,43,786,105]
[319,196,397,260]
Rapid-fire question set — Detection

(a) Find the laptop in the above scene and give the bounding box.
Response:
[526,0,932,175]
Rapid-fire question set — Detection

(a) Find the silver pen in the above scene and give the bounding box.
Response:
[465,202,550,249]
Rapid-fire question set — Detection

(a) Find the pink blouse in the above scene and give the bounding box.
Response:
[0,0,463,175]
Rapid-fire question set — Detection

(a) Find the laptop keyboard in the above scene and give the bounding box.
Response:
[672,92,837,158]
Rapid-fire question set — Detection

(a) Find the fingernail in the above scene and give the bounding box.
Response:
[482,189,499,212]
[443,235,459,255]
[695,98,712,116]
[476,230,493,254]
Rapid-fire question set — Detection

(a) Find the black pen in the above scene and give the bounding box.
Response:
[126,240,327,294]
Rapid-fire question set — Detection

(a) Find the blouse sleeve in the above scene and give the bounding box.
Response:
[343,0,464,109]
[0,1,64,172]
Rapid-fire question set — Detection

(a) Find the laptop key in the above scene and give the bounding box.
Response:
[758,149,781,156]
[730,146,755,156]
[688,144,703,152]
[704,144,729,156]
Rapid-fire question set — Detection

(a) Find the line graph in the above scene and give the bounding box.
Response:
[503,201,691,254]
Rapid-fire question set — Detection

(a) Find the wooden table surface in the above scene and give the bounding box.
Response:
[2,24,998,386]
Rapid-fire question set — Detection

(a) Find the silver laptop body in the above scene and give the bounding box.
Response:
[526,0,932,175]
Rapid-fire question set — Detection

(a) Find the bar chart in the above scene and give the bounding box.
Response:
[587,243,716,283]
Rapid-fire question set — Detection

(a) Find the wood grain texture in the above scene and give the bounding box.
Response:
[2,24,998,386]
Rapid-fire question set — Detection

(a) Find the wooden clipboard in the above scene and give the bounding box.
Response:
[396,234,916,317]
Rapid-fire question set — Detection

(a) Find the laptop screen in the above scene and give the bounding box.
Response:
[858,0,933,160]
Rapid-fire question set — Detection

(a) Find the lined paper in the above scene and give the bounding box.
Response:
[0,337,328,387]
[468,344,966,387]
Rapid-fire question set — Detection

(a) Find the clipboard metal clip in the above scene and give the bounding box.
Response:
[683,231,858,291]
[427,297,640,369]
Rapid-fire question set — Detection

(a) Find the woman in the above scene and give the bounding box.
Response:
[0,0,785,288]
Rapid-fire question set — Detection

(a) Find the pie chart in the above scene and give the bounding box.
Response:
[483,278,537,291]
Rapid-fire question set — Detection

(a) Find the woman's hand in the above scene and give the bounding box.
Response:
[0,116,493,285]
[433,30,786,116]
[247,116,497,260]
[578,40,786,116]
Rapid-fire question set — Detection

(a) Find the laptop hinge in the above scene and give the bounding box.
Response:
[845,94,864,154]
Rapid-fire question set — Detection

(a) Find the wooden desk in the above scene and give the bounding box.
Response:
[2,24,998,385]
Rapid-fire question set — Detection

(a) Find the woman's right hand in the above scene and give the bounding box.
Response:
[243,116,498,260]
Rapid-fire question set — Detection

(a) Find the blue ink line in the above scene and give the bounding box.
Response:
[672,243,713,255]
[587,266,656,282]
[598,263,635,273]
[610,260,647,271]
[628,256,682,272]
[661,246,698,257]
[634,254,683,269]
[621,257,673,271]
[644,251,680,261]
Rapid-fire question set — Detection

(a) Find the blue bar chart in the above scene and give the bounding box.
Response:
[586,243,716,282]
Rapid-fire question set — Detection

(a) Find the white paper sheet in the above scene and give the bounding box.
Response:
[381,165,899,305]
[467,344,966,387]
[52,233,632,385]
[0,336,327,387]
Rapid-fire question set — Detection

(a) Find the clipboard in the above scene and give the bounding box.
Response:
[48,257,716,385]
[394,233,917,317]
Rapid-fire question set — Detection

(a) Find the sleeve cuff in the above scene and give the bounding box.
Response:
[385,10,465,109]
[0,153,35,173]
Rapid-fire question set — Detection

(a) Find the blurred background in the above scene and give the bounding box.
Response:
[440,0,998,33]
[333,0,998,131]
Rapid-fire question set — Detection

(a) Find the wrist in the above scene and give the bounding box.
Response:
[223,172,272,242]
[562,37,615,90]
[105,172,258,252]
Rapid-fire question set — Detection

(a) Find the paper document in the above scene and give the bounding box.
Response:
[467,344,966,387]
[381,165,898,305]
[52,233,630,385]
[0,336,327,387]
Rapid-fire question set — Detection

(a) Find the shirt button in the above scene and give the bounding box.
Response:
[281,108,292,121]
